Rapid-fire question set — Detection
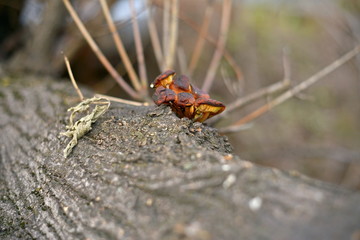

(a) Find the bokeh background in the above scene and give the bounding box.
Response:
[1,0,359,189]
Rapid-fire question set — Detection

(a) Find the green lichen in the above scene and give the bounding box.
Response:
[61,97,110,158]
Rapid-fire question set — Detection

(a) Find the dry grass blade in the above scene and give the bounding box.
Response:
[179,11,243,82]
[165,0,179,69]
[146,0,164,70]
[177,47,187,73]
[188,2,214,76]
[220,45,360,133]
[282,47,291,84]
[151,1,243,82]
[64,55,84,101]
[202,0,232,92]
[99,0,142,92]
[130,0,148,88]
[95,94,149,106]
[62,0,140,99]
[221,66,242,97]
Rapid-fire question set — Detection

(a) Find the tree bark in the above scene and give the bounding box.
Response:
[0,75,359,240]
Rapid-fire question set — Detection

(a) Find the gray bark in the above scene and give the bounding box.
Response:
[0,75,359,240]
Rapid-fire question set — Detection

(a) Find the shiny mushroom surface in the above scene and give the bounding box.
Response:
[171,75,192,94]
[151,70,225,122]
[152,86,176,105]
[194,98,225,122]
[150,70,176,89]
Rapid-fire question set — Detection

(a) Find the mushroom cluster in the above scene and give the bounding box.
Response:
[150,70,225,122]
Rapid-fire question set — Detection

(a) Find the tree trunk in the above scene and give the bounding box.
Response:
[0,75,359,240]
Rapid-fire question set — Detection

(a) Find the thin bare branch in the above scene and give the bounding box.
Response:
[282,47,291,84]
[130,0,148,88]
[182,9,243,83]
[226,49,293,114]
[202,0,232,92]
[221,66,242,97]
[177,47,187,73]
[64,55,84,101]
[188,2,214,76]
[229,80,289,113]
[224,50,244,86]
[99,0,142,92]
[220,45,360,133]
[62,0,140,99]
[151,0,243,82]
[209,78,289,125]
[146,0,164,70]
[209,49,293,125]
[95,94,149,106]
[162,0,170,63]
[165,0,179,69]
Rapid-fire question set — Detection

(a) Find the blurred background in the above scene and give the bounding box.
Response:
[0,0,359,190]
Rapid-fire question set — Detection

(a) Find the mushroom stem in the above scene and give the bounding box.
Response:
[184,106,195,119]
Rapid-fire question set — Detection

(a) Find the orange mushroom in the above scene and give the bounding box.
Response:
[174,92,195,119]
[152,86,176,105]
[193,97,225,122]
[150,70,176,89]
[151,70,226,123]
[170,74,191,94]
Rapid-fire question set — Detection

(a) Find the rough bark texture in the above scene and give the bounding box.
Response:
[0,75,360,240]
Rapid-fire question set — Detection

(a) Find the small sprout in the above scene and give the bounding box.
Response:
[152,86,176,105]
[194,98,225,122]
[150,69,176,88]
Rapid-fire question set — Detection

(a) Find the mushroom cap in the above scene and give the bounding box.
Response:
[175,92,195,107]
[150,70,176,88]
[194,97,225,120]
[191,85,210,99]
[171,75,191,93]
[152,86,176,105]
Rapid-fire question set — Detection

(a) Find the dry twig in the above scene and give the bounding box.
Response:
[177,47,188,74]
[162,0,170,62]
[211,49,292,124]
[166,0,179,70]
[95,94,149,106]
[64,55,84,101]
[146,0,164,70]
[188,2,214,76]
[130,0,148,88]
[174,5,243,83]
[99,0,142,92]
[202,0,232,92]
[220,45,360,133]
[62,0,140,99]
